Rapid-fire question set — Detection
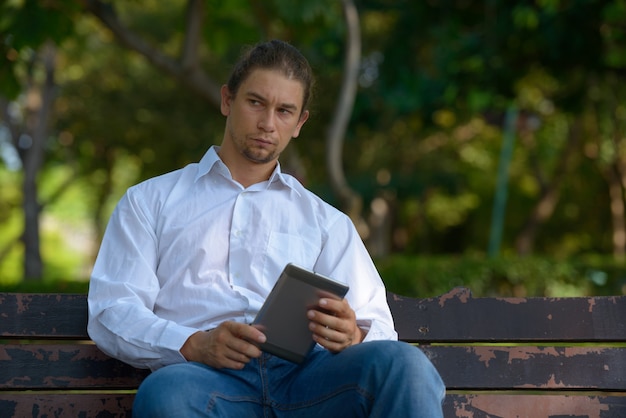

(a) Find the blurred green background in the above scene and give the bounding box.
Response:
[1,0,626,297]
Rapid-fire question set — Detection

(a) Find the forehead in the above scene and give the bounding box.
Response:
[239,69,305,109]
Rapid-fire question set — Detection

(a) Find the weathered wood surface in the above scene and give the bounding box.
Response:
[422,345,626,390]
[0,394,134,418]
[0,293,88,338]
[1,393,625,418]
[442,394,626,418]
[387,287,626,342]
[2,343,623,392]
[385,288,626,417]
[1,291,626,418]
[0,293,145,417]
[0,344,148,389]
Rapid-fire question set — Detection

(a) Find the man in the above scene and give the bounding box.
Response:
[88,39,444,417]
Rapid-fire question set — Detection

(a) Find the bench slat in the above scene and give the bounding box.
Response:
[0,293,88,338]
[443,394,626,417]
[3,344,624,392]
[0,394,134,418]
[422,346,626,391]
[388,288,626,343]
[0,345,148,390]
[1,394,625,418]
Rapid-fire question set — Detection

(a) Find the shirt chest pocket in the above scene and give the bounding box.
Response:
[263,232,320,285]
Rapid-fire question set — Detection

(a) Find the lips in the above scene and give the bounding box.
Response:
[250,136,274,146]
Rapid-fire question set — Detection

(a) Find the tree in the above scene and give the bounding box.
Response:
[1,0,79,279]
[326,0,362,219]
[84,0,222,108]
[86,0,364,216]
[1,0,362,279]
[4,0,626,283]
[352,0,626,258]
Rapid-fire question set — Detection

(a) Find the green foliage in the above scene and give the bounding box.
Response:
[0,166,21,284]
[376,255,626,298]
[2,0,626,290]
[0,0,79,98]
[5,252,625,298]
[0,278,89,293]
[1,0,79,48]
[0,165,95,286]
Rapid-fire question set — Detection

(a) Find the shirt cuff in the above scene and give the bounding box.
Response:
[358,318,398,343]
[148,325,199,371]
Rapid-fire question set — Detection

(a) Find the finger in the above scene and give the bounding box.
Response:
[317,298,343,315]
[211,323,262,361]
[311,329,350,353]
[224,348,252,365]
[220,357,247,370]
[221,326,263,358]
[309,319,350,343]
[319,298,356,321]
[229,322,267,344]
[228,337,263,360]
[308,309,348,332]
[223,323,265,354]
[308,310,361,352]
[214,341,258,370]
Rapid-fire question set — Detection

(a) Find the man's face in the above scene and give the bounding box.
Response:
[221,69,309,165]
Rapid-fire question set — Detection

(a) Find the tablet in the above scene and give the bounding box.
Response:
[252,263,349,363]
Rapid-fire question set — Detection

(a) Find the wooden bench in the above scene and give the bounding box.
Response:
[1,288,625,417]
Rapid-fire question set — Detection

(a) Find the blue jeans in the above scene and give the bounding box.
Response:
[133,340,445,417]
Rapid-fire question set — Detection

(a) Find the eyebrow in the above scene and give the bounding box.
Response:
[246,91,300,113]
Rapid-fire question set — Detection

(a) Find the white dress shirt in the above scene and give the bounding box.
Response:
[88,146,397,370]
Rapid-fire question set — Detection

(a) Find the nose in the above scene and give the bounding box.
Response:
[258,109,276,132]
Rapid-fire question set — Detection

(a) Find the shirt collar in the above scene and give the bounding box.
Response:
[195,146,223,181]
[195,146,300,194]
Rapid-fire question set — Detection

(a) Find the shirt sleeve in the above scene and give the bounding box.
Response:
[87,189,198,371]
[314,213,398,342]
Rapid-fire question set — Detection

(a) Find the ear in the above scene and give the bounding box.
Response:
[220,85,232,116]
[291,110,310,138]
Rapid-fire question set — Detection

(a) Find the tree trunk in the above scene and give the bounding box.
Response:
[607,163,626,261]
[91,152,115,263]
[326,0,362,221]
[20,43,57,280]
[514,121,579,256]
[617,151,626,262]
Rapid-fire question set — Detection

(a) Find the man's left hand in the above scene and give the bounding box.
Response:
[307,298,365,353]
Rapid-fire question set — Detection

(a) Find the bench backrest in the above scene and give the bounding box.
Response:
[1,289,625,417]
[0,293,146,417]
[386,287,626,417]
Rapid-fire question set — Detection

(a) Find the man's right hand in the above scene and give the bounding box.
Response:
[180,321,266,370]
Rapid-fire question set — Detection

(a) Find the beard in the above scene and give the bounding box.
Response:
[228,124,282,164]
[242,143,279,164]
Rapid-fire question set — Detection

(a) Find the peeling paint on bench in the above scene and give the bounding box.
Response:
[1,290,625,417]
